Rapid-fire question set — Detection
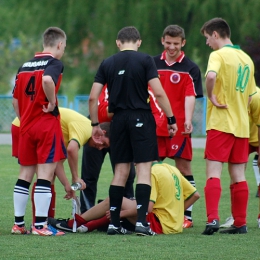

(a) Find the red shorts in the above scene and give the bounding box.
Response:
[157,135,192,160]
[146,212,163,234]
[205,129,248,163]
[248,144,258,155]
[11,124,19,158]
[18,115,67,165]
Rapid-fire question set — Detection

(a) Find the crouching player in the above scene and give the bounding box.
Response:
[48,161,200,235]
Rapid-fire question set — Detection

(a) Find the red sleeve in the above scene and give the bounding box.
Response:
[98,85,111,123]
[148,87,168,136]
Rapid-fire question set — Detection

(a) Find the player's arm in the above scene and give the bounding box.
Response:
[206,71,227,108]
[184,191,200,210]
[42,75,56,112]
[148,201,155,213]
[149,78,178,137]
[89,82,105,143]
[67,139,86,190]
[55,160,74,199]
[183,96,195,134]
[258,126,260,167]
[12,98,20,119]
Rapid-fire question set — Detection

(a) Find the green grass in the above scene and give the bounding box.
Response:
[0,145,260,260]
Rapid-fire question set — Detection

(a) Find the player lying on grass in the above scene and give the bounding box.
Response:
[48,161,200,235]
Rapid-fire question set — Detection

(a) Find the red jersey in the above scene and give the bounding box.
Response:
[152,51,203,137]
[12,52,64,134]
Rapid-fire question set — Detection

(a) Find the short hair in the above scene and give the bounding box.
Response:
[200,18,231,38]
[100,122,110,137]
[43,27,66,47]
[117,26,141,44]
[162,25,185,40]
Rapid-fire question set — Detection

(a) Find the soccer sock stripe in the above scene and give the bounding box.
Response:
[34,179,51,226]
[13,179,30,225]
[184,175,196,220]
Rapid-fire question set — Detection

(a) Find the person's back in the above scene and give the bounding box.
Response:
[96,51,156,113]
[150,162,196,234]
[13,51,64,135]
[59,107,92,147]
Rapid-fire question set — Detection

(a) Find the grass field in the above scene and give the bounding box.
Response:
[0,144,260,260]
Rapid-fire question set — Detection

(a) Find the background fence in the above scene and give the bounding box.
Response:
[0,95,206,136]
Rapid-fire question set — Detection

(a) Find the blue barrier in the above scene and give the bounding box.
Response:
[0,95,206,136]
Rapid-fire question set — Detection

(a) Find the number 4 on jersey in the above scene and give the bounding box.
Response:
[25,76,36,101]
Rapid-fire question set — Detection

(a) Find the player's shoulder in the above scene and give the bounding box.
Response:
[182,56,200,70]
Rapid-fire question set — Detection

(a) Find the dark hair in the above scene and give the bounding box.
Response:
[117,26,141,43]
[100,122,110,137]
[43,27,66,47]
[162,25,185,40]
[200,18,231,38]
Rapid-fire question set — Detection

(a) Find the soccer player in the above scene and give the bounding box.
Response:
[80,86,136,212]
[48,162,200,234]
[89,26,177,236]
[150,25,203,228]
[11,27,67,236]
[200,18,257,235]
[220,88,260,228]
[11,108,110,227]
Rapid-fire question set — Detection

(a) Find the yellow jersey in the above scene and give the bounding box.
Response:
[12,107,92,148]
[206,45,256,137]
[248,88,260,146]
[150,162,196,234]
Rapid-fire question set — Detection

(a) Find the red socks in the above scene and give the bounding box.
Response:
[232,181,248,227]
[84,216,110,232]
[204,178,221,222]
[48,185,56,218]
[67,214,87,228]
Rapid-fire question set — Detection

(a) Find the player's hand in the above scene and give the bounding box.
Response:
[72,178,86,191]
[168,123,178,137]
[42,102,56,113]
[63,184,75,200]
[209,94,228,108]
[182,121,193,135]
[92,125,104,144]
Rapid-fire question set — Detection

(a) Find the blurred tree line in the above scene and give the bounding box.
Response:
[0,0,260,99]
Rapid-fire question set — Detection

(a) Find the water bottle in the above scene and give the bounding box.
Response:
[71,182,82,191]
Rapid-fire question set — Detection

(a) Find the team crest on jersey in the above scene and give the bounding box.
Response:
[170,73,180,84]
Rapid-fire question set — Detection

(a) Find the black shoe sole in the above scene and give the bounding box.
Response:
[201,227,219,235]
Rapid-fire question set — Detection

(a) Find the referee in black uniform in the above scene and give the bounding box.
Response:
[89,26,177,236]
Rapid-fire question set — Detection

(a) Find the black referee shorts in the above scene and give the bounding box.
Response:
[110,109,159,164]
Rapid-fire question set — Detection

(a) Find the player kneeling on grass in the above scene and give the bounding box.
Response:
[48,162,200,235]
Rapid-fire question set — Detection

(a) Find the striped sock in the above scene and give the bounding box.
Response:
[14,179,30,226]
[184,175,196,221]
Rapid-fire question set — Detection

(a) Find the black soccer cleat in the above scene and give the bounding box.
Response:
[135,222,157,236]
[47,217,73,232]
[107,224,132,235]
[219,225,247,234]
[202,219,219,235]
